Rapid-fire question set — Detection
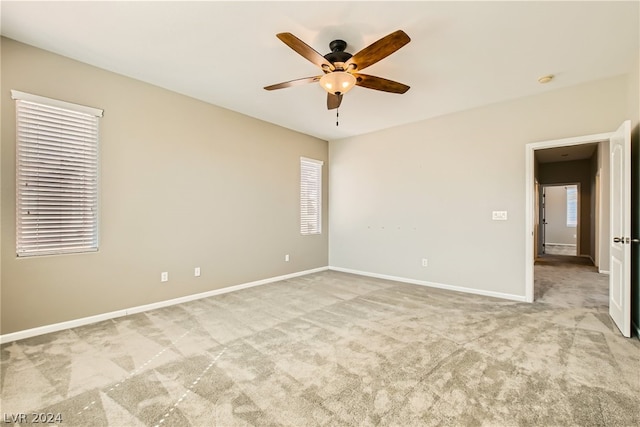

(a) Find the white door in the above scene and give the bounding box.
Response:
[609,120,631,337]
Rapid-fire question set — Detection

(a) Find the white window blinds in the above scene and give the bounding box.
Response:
[12,90,103,257]
[300,157,323,235]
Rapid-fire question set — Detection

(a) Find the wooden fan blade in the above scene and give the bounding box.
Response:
[327,93,342,110]
[345,30,410,72]
[277,33,335,71]
[264,76,322,91]
[354,73,410,94]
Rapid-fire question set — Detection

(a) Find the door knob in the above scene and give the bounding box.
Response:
[628,238,639,244]
[613,237,623,243]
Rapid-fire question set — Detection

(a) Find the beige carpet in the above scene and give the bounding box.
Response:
[543,244,577,256]
[1,263,639,426]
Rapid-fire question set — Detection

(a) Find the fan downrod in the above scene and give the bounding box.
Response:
[329,40,347,52]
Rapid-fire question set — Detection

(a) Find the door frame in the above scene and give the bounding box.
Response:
[525,132,612,302]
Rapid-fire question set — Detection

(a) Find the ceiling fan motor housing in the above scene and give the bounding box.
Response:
[324,40,352,68]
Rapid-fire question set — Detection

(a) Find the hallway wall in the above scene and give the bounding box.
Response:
[629,52,640,336]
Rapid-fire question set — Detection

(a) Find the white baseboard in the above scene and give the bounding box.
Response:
[545,243,577,247]
[599,269,610,275]
[328,266,527,302]
[0,266,329,344]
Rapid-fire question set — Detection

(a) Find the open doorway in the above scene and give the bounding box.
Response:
[529,143,604,305]
[525,132,611,303]
[535,143,598,263]
[525,122,632,337]
[541,184,579,257]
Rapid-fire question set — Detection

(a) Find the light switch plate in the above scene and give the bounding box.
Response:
[492,211,508,221]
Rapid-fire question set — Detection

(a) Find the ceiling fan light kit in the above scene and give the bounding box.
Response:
[264,30,411,116]
[320,71,356,95]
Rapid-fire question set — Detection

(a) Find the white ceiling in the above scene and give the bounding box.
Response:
[1,1,638,142]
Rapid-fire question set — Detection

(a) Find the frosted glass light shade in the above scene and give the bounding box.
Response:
[319,71,356,95]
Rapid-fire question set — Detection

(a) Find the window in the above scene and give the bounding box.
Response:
[300,157,323,235]
[566,185,577,227]
[12,90,103,257]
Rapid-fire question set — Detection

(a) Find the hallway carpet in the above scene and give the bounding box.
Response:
[543,244,577,256]
[2,265,638,426]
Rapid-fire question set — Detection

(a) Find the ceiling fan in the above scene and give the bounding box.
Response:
[264,30,411,110]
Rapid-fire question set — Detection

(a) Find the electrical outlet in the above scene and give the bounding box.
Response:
[194,267,201,277]
[421,258,428,267]
[161,272,168,282]
[285,254,290,262]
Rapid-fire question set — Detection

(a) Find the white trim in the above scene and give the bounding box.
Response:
[0,266,328,344]
[599,269,610,275]
[10,89,104,117]
[544,243,577,247]
[329,266,527,302]
[525,143,536,302]
[525,132,613,303]
[528,133,613,150]
[300,156,324,166]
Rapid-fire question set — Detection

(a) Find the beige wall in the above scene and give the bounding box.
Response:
[1,38,328,334]
[329,75,629,298]
[589,152,597,263]
[598,140,611,272]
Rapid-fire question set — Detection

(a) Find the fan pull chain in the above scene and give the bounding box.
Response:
[336,108,339,127]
